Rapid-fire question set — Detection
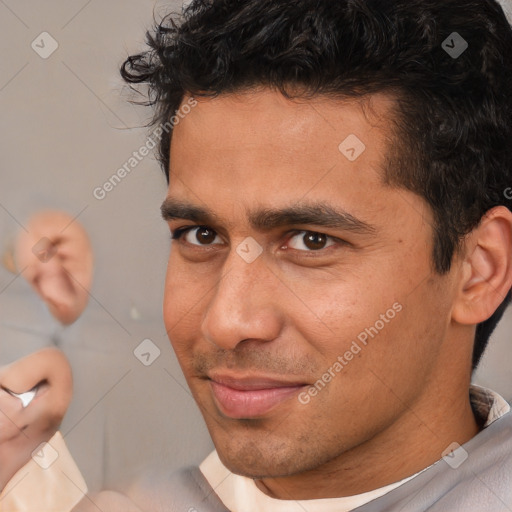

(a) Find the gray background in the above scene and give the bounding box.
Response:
[0,0,510,494]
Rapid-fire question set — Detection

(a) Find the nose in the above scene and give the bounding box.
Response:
[200,250,283,350]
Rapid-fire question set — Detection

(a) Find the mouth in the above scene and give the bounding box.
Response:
[207,373,309,419]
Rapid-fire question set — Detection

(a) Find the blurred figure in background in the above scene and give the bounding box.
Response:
[9,209,93,327]
[0,210,93,364]
[0,209,93,509]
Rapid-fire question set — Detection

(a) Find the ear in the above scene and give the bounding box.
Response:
[452,206,512,325]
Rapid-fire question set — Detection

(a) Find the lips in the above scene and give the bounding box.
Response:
[208,373,308,419]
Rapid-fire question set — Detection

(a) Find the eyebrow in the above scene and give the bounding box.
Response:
[160,198,376,235]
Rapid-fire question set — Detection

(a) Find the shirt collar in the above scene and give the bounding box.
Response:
[469,384,510,427]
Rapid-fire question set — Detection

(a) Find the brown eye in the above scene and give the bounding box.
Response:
[195,227,217,245]
[287,231,336,252]
[303,232,327,250]
[171,226,222,246]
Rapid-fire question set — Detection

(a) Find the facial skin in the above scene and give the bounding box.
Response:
[13,210,93,325]
[0,348,72,490]
[162,89,512,499]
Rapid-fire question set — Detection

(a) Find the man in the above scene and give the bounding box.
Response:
[78,0,512,510]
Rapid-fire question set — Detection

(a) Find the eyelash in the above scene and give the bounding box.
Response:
[170,225,342,253]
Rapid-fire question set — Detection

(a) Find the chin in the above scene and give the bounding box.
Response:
[221,457,303,480]
[214,437,308,479]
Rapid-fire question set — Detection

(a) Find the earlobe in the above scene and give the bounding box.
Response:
[452,206,512,326]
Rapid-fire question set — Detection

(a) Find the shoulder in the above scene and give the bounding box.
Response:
[417,412,512,510]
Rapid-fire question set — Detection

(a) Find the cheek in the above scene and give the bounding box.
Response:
[163,256,210,352]
[281,267,395,353]
[341,283,450,407]
[287,263,441,393]
[164,254,188,315]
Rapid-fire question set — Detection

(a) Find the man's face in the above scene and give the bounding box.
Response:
[162,90,459,478]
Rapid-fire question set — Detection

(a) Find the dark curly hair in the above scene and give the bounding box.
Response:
[121,0,512,370]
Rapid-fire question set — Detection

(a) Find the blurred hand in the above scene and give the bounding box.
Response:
[14,210,93,325]
[0,348,72,490]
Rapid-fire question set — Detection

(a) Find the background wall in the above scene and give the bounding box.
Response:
[0,0,214,493]
[0,0,510,495]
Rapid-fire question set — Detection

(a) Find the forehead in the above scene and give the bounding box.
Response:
[168,91,399,223]
[172,89,395,159]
